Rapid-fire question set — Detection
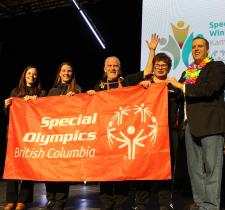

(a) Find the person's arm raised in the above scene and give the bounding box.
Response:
[143,33,160,77]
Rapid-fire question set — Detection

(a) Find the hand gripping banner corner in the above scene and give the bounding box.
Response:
[4,84,171,181]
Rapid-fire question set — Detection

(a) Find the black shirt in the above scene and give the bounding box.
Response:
[48,83,81,96]
[94,71,144,91]
[9,87,46,98]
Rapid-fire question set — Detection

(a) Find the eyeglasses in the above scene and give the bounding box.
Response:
[154,64,168,69]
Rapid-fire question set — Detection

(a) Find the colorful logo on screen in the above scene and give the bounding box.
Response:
[159,20,202,70]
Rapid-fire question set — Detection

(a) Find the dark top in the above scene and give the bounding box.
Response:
[4,86,46,133]
[167,84,183,129]
[148,76,183,129]
[179,61,225,137]
[48,83,82,96]
[4,87,46,115]
[9,87,46,98]
[94,71,144,91]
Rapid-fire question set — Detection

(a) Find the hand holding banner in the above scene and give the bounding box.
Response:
[4,84,171,181]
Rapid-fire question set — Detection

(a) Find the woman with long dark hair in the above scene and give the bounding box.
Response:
[4,65,46,210]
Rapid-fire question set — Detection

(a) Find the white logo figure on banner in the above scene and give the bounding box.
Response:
[107,103,158,160]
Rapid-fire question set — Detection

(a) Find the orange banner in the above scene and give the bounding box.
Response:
[4,84,171,181]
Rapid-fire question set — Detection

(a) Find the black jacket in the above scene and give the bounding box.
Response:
[94,71,144,91]
[180,61,225,137]
[48,83,82,96]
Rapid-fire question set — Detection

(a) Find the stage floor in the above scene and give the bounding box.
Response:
[0,181,199,210]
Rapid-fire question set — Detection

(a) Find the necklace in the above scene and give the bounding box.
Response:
[99,77,124,90]
[184,57,213,84]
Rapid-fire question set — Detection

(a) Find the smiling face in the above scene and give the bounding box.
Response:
[104,57,121,80]
[192,38,209,64]
[59,64,73,83]
[25,68,38,87]
[153,61,169,79]
[152,53,172,81]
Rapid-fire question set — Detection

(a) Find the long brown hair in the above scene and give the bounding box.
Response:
[53,62,81,93]
[14,65,42,97]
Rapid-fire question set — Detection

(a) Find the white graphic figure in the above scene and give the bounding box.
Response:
[134,103,152,123]
[112,106,131,125]
[107,104,158,160]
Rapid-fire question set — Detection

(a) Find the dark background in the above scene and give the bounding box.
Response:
[0,0,143,100]
[0,0,143,176]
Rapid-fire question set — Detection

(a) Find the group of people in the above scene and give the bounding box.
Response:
[2,34,225,210]
[3,62,82,210]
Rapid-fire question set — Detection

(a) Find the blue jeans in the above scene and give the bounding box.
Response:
[185,124,224,210]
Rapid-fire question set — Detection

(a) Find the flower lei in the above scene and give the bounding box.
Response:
[184,57,213,84]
